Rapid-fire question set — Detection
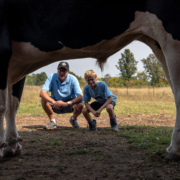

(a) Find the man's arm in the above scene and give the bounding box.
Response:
[40,90,56,105]
[40,90,63,109]
[56,94,83,107]
[86,96,113,117]
[97,96,113,113]
[69,77,83,106]
[70,94,83,105]
[85,102,97,115]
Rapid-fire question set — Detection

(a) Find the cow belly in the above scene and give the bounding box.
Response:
[9,33,137,84]
[11,41,60,64]
[9,41,76,84]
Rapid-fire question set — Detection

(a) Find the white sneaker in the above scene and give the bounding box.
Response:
[44,121,57,129]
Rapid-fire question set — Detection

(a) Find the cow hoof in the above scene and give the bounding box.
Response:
[3,143,22,157]
[164,152,180,161]
[17,137,22,142]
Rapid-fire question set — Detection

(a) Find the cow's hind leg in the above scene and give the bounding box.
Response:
[161,46,180,160]
[4,77,25,157]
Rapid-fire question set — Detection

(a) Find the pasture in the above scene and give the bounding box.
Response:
[1,86,180,180]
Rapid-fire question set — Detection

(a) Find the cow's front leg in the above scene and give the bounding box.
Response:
[4,77,25,157]
[0,89,8,158]
[0,0,13,158]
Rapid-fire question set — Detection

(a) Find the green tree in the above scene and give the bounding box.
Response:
[103,74,111,84]
[107,77,123,87]
[97,78,102,81]
[141,54,165,85]
[35,72,47,86]
[116,49,138,81]
[137,71,148,81]
[31,73,37,84]
[25,75,34,86]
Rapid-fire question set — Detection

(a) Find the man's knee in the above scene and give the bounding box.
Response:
[106,104,113,112]
[78,102,84,110]
[74,102,83,111]
[82,107,89,114]
[41,98,52,107]
[41,98,46,105]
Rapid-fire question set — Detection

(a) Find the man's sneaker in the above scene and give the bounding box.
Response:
[87,119,97,131]
[110,115,119,131]
[69,117,80,128]
[44,121,57,129]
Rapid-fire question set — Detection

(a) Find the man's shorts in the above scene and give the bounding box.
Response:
[52,104,74,114]
[90,101,116,111]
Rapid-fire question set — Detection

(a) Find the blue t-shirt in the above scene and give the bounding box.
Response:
[83,81,117,104]
[42,73,82,101]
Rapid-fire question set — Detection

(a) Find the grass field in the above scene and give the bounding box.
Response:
[17,86,176,118]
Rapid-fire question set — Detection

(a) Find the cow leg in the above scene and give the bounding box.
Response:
[0,0,12,158]
[0,61,9,159]
[0,89,8,158]
[140,38,180,160]
[160,47,180,160]
[4,77,25,157]
[137,36,180,160]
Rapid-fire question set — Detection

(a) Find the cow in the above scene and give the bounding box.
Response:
[1,0,180,160]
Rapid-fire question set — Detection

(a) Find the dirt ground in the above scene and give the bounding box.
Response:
[1,115,180,180]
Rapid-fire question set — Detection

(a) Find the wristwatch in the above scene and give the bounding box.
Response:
[67,101,71,106]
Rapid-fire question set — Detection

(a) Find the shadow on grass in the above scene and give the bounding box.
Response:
[22,125,114,131]
[22,125,116,132]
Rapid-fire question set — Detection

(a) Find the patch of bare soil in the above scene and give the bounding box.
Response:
[0,115,179,180]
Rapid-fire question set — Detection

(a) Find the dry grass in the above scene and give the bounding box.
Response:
[18,86,45,116]
[17,86,176,118]
[109,87,174,102]
[109,87,175,118]
[21,86,43,104]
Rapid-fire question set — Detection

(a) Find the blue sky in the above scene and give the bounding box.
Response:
[32,40,153,78]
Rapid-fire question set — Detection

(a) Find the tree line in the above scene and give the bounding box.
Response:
[111,49,168,87]
[25,72,48,86]
[25,71,85,86]
[25,49,169,87]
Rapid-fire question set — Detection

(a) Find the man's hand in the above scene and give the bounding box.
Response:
[52,101,61,109]
[57,100,69,108]
[93,109,102,117]
[59,100,69,107]
[52,100,63,109]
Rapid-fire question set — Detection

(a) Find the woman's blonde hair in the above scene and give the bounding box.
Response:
[84,70,97,79]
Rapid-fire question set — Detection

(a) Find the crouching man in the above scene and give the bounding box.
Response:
[40,62,83,129]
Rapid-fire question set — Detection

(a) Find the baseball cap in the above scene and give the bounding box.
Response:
[57,62,69,71]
